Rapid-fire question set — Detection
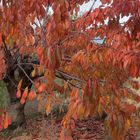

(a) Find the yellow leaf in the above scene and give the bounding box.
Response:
[18,79,23,90]
[125,119,131,131]
[31,68,36,77]
[46,103,52,116]
[98,103,103,117]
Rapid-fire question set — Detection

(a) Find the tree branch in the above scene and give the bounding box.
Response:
[17,64,35,84]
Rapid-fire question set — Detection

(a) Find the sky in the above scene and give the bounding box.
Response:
[34,0,129,28]
[80,0,129,23]
[80,0,102,12]
[47,0,101,15]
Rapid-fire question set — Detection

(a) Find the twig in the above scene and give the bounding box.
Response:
[17,64,35,84]
[6,74,25,91]
[56,70,86,83]
[17,62,105,87]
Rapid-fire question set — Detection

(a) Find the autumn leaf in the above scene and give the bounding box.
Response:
[0,0,140,139]
[18,79,23,90]
[98,103,103,117]
[3,112,9,129]
[121,104,136,114]
[0,33,2,46]
[31,68,36,77]
[45,103,52,116]
[35,81,40,89]
[28,91,36,101]
[22,87,28,99]
[125,119,131,131]
[101,0,111,4]
[16,90,22,98]
[131,81,139,90]
[38,83,46,93]
[20,97,25,105]
[70,119,75,130]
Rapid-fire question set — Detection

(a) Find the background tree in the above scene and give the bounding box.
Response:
[0,0,140,139]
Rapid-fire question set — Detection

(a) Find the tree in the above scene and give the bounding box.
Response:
[0,0,140,139]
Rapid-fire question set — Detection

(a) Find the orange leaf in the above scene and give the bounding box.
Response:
[22,87,28,99]
[28,91,36,101]
[35,81,40,89]
[70,119,75,130]
[18,79,23,90]
[38,83,46,93]
[20,97,25,104]
[0,33,2,46]
[122,104,136,113]
[16,90,21,98]
[125,119,131,131]
[31,68,36,77]
[123,89,129,96]
[3,112,9,129]
[8,115,11,125]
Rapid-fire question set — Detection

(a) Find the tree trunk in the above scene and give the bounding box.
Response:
[5,78,26,129]
[4,65,33,129]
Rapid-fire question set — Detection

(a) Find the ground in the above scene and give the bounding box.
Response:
[0,112,139,140]
[1,78,140,140]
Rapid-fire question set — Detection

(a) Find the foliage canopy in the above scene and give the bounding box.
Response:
[0,0,140,139]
